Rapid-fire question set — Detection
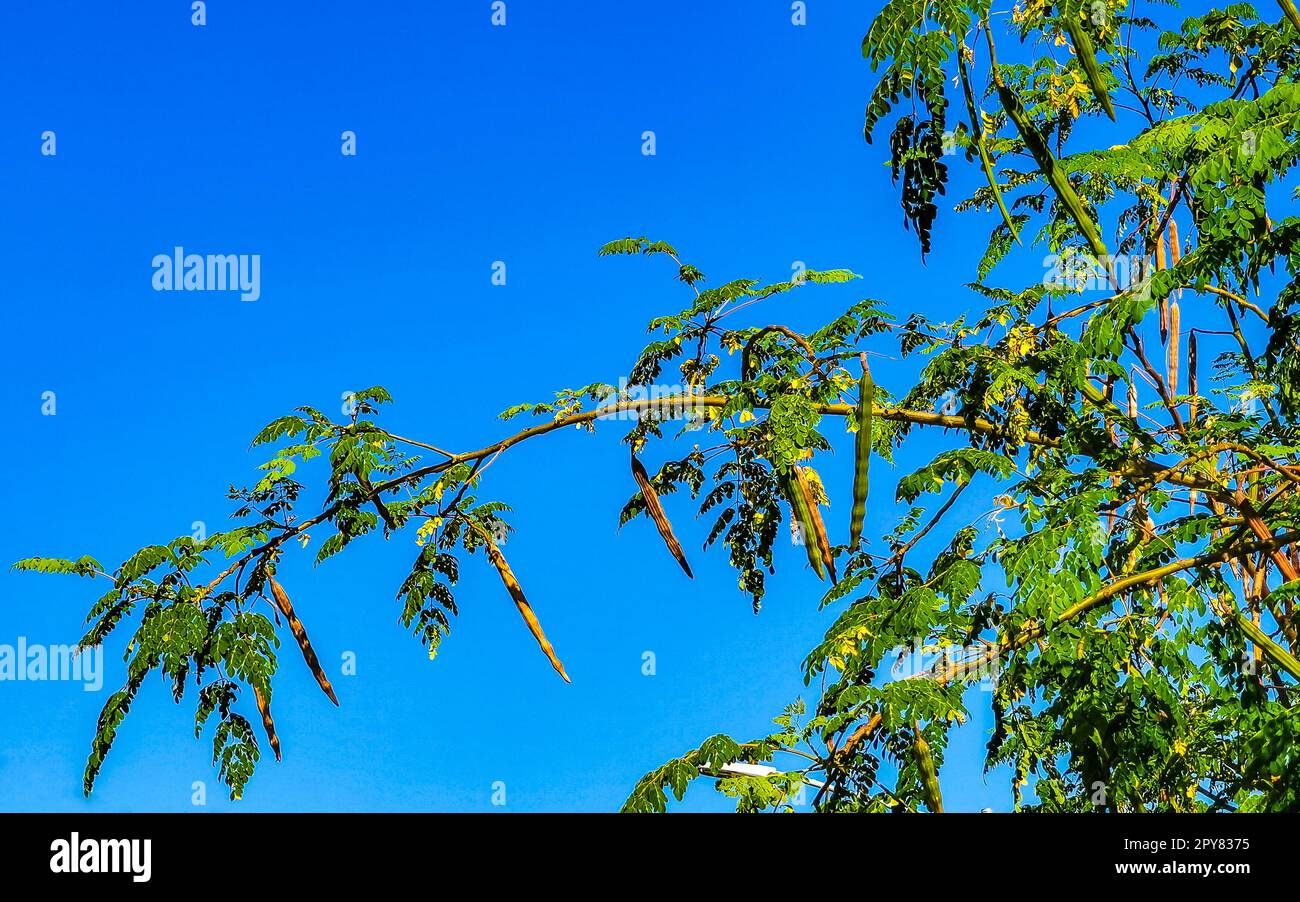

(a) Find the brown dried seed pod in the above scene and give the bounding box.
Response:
[1155,230,1167,272]
[836,713,883,761]
[1167,302,1181,397]
[1169,219,1183,299]
[477,525,570,683]
[254,686,282,761]
[1159,296,1170,345]
[630,454,693,578]
[269,578,339,706]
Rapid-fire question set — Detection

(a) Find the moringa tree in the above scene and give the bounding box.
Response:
[16,0,1300,811]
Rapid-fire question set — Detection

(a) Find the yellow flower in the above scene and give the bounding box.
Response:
[1007,324,1037,361]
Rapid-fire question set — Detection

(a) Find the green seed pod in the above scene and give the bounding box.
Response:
[1061,15,1115,121]
[1231,608,1300,681]
[996,79,1109,262]
[850,353,875,548]
[781,467,826,581]
[798,466,838,585]
[958,50,1020,243]
[912,727,943,813]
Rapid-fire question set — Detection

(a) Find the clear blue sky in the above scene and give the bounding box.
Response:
[0,0,1055,812]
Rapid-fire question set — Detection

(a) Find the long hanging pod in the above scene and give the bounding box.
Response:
[1155,215,1170,344]
[1167,302,1181,397]
[1060,9,1115,121]
[798,467,838,585]
[474,523,570,683]
[253,686,282,762]
[958,48,1020,243]
[1188,332,1199,513]
[1169,217,1182,299]
[781,467,827,581]
[911,725,944,813]
[269,577,340,706]
[986,24,1110,263]
[630,453,694,578]
[849,353,875,548]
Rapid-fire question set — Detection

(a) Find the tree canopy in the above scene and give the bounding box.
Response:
[16,0,1300,811]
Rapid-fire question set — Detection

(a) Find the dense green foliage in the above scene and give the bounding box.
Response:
[626,0,1300,813]
[14,0,1300,810]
